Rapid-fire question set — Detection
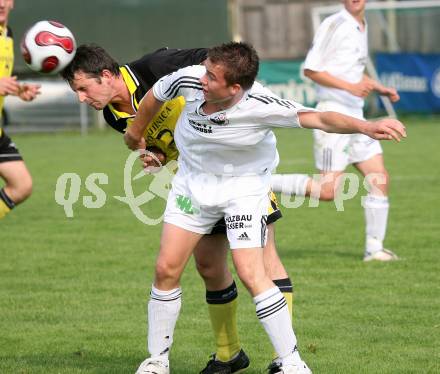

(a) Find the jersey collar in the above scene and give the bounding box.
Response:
[340,8,367,32]
[107,66,140,118]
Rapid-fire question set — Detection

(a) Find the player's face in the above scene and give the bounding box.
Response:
[0,0,14,26]
[343,0,366,15]
[200,58,240,105]
[70,71,114,110]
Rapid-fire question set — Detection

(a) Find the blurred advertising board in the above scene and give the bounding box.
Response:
[377,53,440,113]
[258,60,316,106]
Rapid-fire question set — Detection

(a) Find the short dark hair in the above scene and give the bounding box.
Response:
[61,44,120,84]
[207,42,259,90]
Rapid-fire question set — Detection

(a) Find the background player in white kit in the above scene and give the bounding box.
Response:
[271,0,400,262]
[124,42,405,374]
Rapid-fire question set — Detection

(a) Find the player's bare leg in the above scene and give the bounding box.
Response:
[137,224,203,374]
[195,234,233,290]
[273,166,396,261]
[263,224,297,372]
[271,171,343,201]
[232,247,310,373]
[264,225,294,316]
[309,171,343,201]
[194,235,250,373]
[196,224,299,373]
[263,225,294,318]
[0,161,32,219]
[355,154,397,261]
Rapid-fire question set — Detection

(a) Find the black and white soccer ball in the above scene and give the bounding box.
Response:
[21,20,76,74]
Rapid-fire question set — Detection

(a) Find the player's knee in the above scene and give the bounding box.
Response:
[318,185,336,201]
[263,247,282,276]
[236,266,261,293]
[365,168,390,194]
[154,258,180,285]
[195,259,226,282]
[310,178,337,201]
[21,177,33,200]
[372,168,389,186]
[8,177,33,204]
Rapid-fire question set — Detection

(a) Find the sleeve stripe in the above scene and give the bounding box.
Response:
[248,93,270,104]
[249,94,297,109]
[167,81,203,99]
[164,76,202,96]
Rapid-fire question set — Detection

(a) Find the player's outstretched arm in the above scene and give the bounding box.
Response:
[362,118,406,141]
[124,89,164,150]
[298,111,406,141]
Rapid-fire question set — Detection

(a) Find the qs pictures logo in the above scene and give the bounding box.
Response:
[54,150,177,225]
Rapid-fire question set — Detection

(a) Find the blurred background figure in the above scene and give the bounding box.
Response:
[0,0,40,220]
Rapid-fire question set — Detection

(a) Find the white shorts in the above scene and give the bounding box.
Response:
[313,101,383,172]
[164,167,270,249]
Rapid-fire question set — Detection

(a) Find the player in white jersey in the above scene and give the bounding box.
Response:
[271,0,400,262]
[124,42,405,374]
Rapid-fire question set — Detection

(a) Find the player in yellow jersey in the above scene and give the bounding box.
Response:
[0,0,40,220]
[62,44,296,374]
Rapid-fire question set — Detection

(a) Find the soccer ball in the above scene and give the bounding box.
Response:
[20,20,77,74]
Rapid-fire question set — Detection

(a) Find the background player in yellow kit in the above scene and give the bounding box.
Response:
[0,0,40,220]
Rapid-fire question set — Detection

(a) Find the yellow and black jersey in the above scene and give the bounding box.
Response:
[102,47,207,161]
[0,25,14,137]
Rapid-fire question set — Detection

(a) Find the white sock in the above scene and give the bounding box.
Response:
[147,285,182,364]
[271,174,310,196]
[254,287,301,367]
[362,194,389,254]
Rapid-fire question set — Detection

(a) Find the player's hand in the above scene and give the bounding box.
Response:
[124,126,145,150]
[383,87,400,102]
[0,76,20,96]
[141,146,166,173]
[349,78,375,98]
[365,119,407,142]
[18,83,41,101]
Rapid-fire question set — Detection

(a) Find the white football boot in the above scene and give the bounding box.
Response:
[135,357,169,374]
[274,361,312,374]
[363,248,398,262]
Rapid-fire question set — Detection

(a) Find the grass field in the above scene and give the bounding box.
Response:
[1,116,439,373]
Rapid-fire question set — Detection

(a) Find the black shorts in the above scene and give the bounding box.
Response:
[209,191,282,235]
[0,131,23,163]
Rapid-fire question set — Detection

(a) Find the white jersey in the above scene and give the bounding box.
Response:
[153,64,313,176]
[303,8,368,108]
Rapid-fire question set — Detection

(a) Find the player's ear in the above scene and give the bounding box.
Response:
[101,69,114,80]
[230,83,242,95]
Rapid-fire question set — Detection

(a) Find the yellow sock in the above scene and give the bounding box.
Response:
[206,282,241,362]
[283,290,293,317]
[0,198,11,219]
[272,278,294,359]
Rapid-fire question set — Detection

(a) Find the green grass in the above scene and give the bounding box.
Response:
[1,116,439,373]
